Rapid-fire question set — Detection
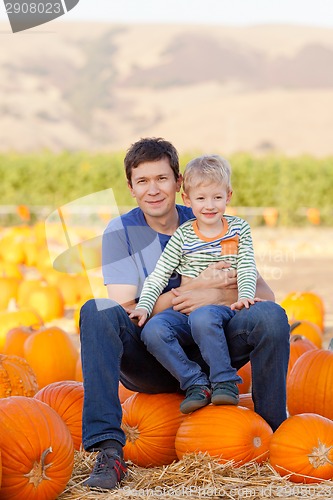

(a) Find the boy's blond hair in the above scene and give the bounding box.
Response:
[182,155,232,194]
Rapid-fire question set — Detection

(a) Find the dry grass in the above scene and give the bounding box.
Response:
[59,450,333,500]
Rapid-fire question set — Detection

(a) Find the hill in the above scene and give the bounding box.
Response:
[1,22,333,155]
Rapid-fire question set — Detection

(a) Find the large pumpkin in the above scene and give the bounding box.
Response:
[0,396,74,499]
[119,382,137,403]
[24,327,78,388]
[287,335,318,379]
[175,405,272,466]
[287,346,333,420]
[34,380,84,450]
[269,413,333,483]
[280,292,324,332]
[0,353,38,398]
[121,392,184,467]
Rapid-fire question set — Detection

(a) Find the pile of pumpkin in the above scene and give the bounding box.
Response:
[1,222,333,498]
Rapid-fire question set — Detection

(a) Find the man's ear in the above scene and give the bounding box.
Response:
[128,181,136,198]
[182,192,191,207]
[226,189,233,204]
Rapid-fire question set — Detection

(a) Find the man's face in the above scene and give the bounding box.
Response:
[128,159,182,219]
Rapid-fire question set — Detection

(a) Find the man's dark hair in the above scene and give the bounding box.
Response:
[124,137,180,186]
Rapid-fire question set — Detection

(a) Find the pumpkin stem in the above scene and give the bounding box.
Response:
[23,447,53,488]
[308,440,333,468]
[289,321,302,333]
[328,338,333,352]
[122,422,140,443]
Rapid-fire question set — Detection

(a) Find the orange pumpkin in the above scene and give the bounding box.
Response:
[0,276,21,311]
[280,292,324,332]
[287,334,318,378]
[75,356,83,382]
[237,361,251,394]
[24,327,78,388]
[119,382,137,403]
[0,396,74,499]
[175,405,272,466]
[0,260,23,279]
[290,321,323,348]
[3,326,35,358]
[121,392,185,467]
[22,283,65,322]
[0,354,38,398]
[0,308,43,353]
[34,380,84,450]
[239,392,254,411]
[287,345,333,420]
[269,413,333,483]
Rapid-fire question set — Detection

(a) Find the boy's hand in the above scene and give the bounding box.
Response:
[125,307,148,327]
[230,297,265,311]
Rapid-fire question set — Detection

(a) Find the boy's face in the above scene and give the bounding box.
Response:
[182,182,232,227]
[128,158,182,220]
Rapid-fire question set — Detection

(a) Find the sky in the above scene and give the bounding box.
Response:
[0,0,333,27]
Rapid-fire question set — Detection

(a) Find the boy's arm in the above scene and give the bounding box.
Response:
[136,227,184,315]
[235,219,257,300]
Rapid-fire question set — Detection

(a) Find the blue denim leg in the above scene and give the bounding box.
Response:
[224,301,290,431]
[141,308,210,390]
[188,305,241,384]
[80,299,180,451]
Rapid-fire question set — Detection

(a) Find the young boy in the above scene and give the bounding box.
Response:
[128,154,262,414]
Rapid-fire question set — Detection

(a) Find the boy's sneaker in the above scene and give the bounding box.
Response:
[211,381,239,405]
[180,385,211,414]
[83,448,127,490]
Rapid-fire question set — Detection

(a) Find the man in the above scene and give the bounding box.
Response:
[80,137,290,490]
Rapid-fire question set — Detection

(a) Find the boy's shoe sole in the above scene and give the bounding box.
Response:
[180,385,211,414]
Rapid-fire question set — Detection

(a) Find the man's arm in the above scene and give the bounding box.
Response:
[255,273,275,301]
[107,284,138,308]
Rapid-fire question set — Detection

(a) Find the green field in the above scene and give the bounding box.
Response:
[1,151,333,226]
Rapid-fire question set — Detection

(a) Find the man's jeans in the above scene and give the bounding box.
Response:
[80,299,290,450]
[141,305,241,390]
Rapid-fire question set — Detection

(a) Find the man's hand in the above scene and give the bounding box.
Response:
[171,287,238,315]
[230,297,265,311]
[125,307,148,327]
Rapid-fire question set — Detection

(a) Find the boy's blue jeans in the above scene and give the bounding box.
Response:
[140,306,241,390]
[80,299,290,450]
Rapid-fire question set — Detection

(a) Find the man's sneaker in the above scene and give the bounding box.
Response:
[83,448,127,490]
[180,385,211,414]
[211,381,239,405]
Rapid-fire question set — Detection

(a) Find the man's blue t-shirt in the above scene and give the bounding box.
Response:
[102,205,194,300]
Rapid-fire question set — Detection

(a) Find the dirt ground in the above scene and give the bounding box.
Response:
[252,227,333,347]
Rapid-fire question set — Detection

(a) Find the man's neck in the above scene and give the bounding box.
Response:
[144,207,179,235]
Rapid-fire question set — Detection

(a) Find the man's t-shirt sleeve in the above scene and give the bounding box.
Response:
[102,220,139,288]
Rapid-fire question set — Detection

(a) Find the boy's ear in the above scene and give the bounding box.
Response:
[227,190,233,204]
[182,192,191,207]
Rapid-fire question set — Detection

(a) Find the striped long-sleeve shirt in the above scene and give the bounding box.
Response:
[136,215,257,315]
